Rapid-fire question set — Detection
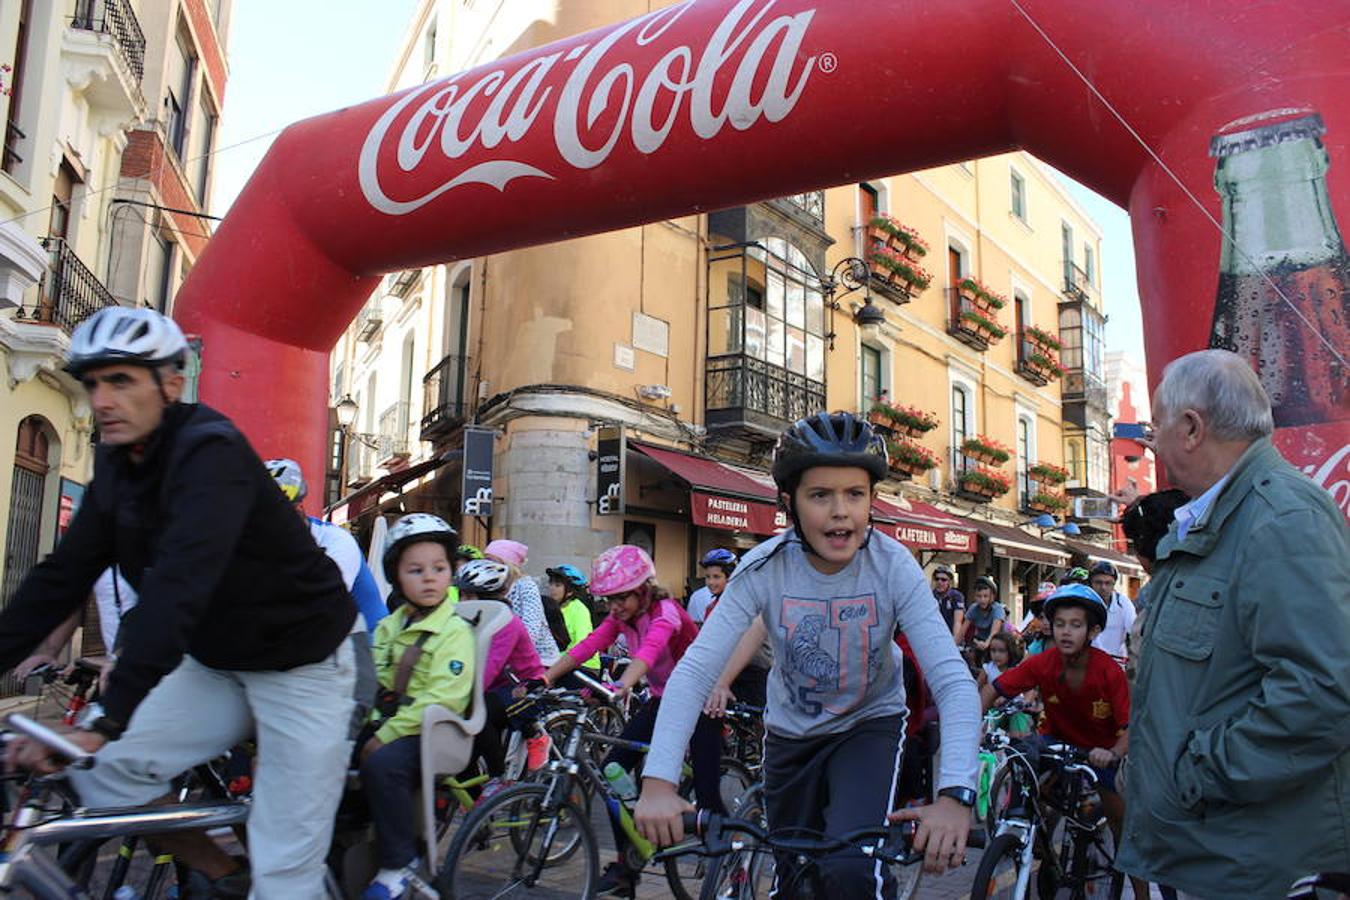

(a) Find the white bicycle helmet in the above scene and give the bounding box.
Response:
[264,458,307,503]
[454,558,511,595]
[66,307,189,377]
[382,513,458,584]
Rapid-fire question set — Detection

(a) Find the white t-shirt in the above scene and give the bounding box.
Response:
[1091,590,1136,659]
[686,586,714,623]
[92,568,138,651]
[307,516,367,634]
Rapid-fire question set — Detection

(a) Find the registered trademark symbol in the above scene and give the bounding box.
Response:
[818,52,837,73]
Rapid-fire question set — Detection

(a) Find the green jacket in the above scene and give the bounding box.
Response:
[1117,438,1350,898]
[371,590,475,745]
[561,597,599,669]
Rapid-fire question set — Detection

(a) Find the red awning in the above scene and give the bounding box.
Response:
[871,493,979,553]
[632,443,788,535]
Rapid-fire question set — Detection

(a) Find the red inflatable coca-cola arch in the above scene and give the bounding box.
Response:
[174,0,1350,514]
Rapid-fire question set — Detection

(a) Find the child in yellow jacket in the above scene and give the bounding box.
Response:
[361,514,475,900]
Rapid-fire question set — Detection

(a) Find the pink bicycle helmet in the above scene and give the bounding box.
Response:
[591,545,656,597]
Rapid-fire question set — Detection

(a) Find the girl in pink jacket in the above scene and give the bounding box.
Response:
[544,545,723,897]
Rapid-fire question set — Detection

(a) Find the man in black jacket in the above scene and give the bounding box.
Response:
[0,307,358,898]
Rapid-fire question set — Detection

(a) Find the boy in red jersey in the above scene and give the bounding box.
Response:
[979,583,1149,899]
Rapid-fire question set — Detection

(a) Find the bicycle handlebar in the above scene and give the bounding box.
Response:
[672,810,986,865]
[5,713,96,770]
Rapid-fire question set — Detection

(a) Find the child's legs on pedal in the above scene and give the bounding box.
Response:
[690,712,728,815]
[601,697,660,856]
[360,736,422,869]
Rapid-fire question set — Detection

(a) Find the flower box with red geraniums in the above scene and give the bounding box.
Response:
[961,435,1012,465]
[868,214,930,258]
[869,246,933,291]
[887,439,941,476]
[1027,491,1069,513]
[888,404,939,437]
[958,309,1007,341]
[1024,324,1061,351]
[1026,349,1063,379]
[956,276,1008,310]
[959,467,1011,497]
[1028,461,1071,485]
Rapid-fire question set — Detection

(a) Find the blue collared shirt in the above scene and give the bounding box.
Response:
[1173,473,1231,541]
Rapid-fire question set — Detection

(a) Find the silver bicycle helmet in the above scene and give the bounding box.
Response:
[66,307,189,377]
[454,558,511,595]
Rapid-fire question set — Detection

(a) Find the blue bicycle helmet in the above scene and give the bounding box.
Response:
[545,563,589,589]
[771,411,889,491]
[700,548,737,568]
[1042,584,1108,630]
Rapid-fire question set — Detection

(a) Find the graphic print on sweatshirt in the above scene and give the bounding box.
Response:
[780,594,884,716]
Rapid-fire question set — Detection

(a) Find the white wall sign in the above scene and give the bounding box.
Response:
[632,312,669,357]
[614,343,635,370]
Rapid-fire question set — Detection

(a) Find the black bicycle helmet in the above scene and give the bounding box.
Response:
[771,411,889,492]
[1089,560,1118,580]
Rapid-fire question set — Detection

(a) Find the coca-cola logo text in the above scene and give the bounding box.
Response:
[359,0,819,215]
[1302,441,1350,520]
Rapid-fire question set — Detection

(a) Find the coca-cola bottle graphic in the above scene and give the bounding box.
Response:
[1209,111,1350,428]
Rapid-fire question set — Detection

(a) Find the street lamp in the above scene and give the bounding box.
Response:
[821,256,886,349]
[335,394,359,429]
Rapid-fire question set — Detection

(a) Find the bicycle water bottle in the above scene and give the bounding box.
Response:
[604,762,638,802]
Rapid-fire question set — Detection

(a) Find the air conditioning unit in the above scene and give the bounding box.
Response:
[1074,497,1117,520]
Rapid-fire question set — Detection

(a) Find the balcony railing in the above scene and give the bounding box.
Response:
[354,302,383,342]
[947,289,994,352]
[2,121,25,174]
[1063,261,1095,302]
[1015,337,1051,386]
[377,401,412,462]
[71,0,146,85]
[421,353,466,441]
[13,238,118,334]
[705,354,824,429]
[772,191,825,224]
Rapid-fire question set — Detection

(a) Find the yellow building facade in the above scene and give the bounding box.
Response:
[0,0,230,671]
[329,0,1135,616]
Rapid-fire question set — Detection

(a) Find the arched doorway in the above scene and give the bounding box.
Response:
[3,415,61,692]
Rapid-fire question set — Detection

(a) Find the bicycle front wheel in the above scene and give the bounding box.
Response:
[971,832,1029,899]
[698,785,773,900]
[437,782,597,899]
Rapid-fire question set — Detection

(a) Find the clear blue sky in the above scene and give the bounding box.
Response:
[210,1,1145,363]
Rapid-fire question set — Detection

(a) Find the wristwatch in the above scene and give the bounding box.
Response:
[937,786,977,808]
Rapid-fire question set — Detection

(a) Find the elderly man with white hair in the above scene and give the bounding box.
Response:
[1116,350,1350,899]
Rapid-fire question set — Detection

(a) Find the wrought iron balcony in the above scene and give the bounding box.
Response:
[12,238,118,334]
[346,441,375,486]
[71,0,146,85]
[1063,261,1095,303]
[946,289,1005,352]
[354,301,383,342]
[421,353,467,441]
[377,401,412,462]
[1015,337,1052,386]
[705,354,825,436]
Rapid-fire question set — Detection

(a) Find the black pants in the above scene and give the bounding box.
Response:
[604,697,726,859]
[762,714,906,899]
[731,665,769,709]
[360,735,423,869]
